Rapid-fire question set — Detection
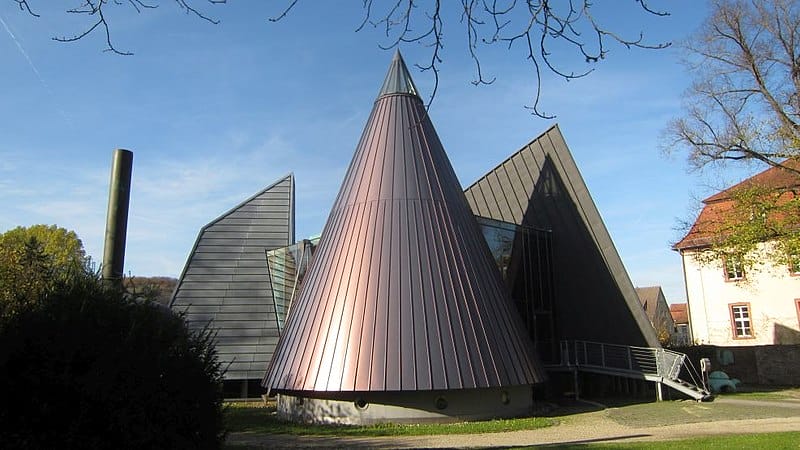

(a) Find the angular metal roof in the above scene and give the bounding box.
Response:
[464,125,660,347]
[171,174,294,380]
[264,53,545,393]
[378,50,420,98]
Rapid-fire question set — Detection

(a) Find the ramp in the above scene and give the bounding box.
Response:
[549,340,712,401]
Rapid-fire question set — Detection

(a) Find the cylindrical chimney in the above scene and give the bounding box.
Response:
[102,149,133,286]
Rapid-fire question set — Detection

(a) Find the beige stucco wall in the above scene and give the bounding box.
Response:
[681,244,800,346]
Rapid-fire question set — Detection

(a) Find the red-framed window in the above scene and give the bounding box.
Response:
[789,256,800,276]
[796,299,800,329]
[729,302,753,339]
[723,258,745,281]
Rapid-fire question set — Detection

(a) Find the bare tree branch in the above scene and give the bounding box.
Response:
[664,0,800,174]
[269,0,670,117]
[16,0,225,55]
[13,0,39,17]
[12,0,671,117]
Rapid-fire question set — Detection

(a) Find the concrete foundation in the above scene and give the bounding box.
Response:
[276,385,534,425]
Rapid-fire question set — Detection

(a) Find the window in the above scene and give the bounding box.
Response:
[729,303,753,339]
[789,255,800,276]
[796,299,800,328]
[724,258,745,281]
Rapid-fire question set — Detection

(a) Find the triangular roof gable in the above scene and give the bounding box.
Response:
[464,125,660,347]
[635,286,664,322]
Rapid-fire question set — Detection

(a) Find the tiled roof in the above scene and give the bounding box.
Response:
[670,303,689,324]
[704,159,800,203]
[674,160,800,250]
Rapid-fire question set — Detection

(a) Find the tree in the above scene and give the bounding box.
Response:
[0,270,225,449]
[665,0,800,172]
[10,0,670,117]
[667,0,800,268]
[0,225,90,314]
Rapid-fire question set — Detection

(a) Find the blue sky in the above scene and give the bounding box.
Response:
[0,1,756,304]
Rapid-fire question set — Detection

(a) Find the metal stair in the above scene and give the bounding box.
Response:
[661,377,713,401]
[548,340,713,402]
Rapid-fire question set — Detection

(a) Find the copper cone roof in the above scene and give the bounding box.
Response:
[263,52,545,393]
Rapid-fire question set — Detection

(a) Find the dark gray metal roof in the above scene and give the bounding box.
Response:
[378,50,420,98]
[463,125,660,347]
[171,174,294,380]
[263,54,545,394]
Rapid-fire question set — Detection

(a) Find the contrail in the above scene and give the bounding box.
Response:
[0,12,73,127]
[0,12,47,86]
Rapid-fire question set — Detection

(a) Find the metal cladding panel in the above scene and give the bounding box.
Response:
[264,55,545,394]
[463,126,659,348]
[378,50,420,98]
[171,174,294,380]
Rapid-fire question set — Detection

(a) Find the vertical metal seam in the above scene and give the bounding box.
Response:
[409,101,449,389]
[320,200,367,390]
[437,201,492,386]
[412,101,466,388]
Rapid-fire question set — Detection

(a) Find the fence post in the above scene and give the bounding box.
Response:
[600,343,605,368]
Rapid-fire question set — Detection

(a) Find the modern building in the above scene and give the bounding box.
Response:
[675,162,800,346]
[170,175,294,396]
[634,286,675,346]
[173,52,702,419]
[464,126,659,350]
[262,51,546,424]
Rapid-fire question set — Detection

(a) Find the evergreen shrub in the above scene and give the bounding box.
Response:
[0,274,225,449]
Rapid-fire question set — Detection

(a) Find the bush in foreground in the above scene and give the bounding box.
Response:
[0,274,225,449]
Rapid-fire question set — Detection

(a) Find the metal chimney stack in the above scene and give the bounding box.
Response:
[102,149,133,286]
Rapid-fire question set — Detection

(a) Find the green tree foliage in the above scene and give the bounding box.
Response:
[0,271,225,449]
[125,276,179,306]
[0,225,90,315]
[692,183,800,272]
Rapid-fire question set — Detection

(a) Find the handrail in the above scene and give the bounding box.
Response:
[557,340,693,380]
[554,340,711,401]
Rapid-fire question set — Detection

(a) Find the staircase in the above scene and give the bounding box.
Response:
[549,340,713,402]
[661,377,712,401]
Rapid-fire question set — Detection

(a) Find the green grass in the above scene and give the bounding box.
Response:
[543,431,800,449]
[605,398,799,428]
[720,387,800,400]
[223,401,554,436]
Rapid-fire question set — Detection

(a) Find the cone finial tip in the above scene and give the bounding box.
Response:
[378,50,420,98]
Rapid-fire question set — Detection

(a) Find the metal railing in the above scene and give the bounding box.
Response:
[558,340,686,380]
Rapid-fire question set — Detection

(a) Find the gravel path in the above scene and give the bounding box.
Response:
[227,397,800,448]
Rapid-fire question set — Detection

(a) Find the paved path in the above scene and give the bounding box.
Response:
[227,398,800,448]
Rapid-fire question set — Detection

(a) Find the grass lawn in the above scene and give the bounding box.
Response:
[544,431,800,449]
[604,398,800,428]
[720,387,800,401]
[224,401,554,437]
